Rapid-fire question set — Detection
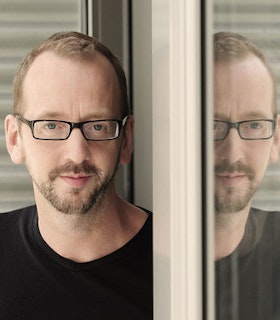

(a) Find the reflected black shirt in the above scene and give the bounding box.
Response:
[216,208,280,320]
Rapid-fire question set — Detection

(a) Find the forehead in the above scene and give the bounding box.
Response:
[21,51,121,118]
[214,55,274,119]
[24,51,118,93]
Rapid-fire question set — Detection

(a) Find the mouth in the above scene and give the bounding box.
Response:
[60,174,92,188]
[216,172,246,187]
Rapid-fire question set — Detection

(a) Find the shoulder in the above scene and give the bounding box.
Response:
[0,204,36,216]
[125,205,152,251]
[134,206,153,241]
[138,206,152,220]
[249,207,280,245]
[120,199,152,235]
[0,205,36,250]
[250,207,280,226]
[132,206,152,239]
[0,205,36,227]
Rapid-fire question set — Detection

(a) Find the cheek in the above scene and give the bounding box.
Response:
[23,143,55,177]
[23,139,122,179]
[269,141,279,164]
[249,146,272,177]
[24,153,46,178]
[214,143,224,164]
[97,144,121,171]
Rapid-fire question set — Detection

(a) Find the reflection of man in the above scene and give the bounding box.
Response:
[214,32,280,319]
[2,31,152,319]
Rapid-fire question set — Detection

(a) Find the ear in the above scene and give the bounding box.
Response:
[270,114,280,163]
[119,115,134,165]
[5,114,24,164]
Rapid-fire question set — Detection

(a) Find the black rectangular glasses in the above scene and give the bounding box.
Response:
[15,114,128,141]
[214,119,276,141]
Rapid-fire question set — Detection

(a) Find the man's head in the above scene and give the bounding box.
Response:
[214,32,280,215]
[5,31,133,215]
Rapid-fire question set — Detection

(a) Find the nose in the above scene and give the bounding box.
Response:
[216,127,245,163]
[63,127,91,163]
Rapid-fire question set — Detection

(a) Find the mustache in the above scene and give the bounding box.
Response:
[215,161,255,179]
[49,161,99,181]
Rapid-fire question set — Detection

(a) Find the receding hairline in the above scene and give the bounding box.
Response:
[213,31,275,87]
[214,31,277,113]
[13,31,130,117]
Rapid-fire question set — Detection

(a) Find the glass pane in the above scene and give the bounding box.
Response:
[213,0,280,319]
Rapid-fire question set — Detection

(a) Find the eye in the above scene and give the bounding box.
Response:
[40,121,66,132]
[214,121,226,130]
[45,122,57,130]
[93,124,104,131]
[90,122,111,133]
[83,121,116,139]
[249,121,262,129]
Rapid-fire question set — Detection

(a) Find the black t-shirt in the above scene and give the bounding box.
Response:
[216,208,280,320]
[0,205,153,320]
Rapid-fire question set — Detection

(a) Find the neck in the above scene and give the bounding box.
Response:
[35,188,148,263]
[215,205,251,260]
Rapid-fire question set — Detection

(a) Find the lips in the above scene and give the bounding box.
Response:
[60,175,91,188]
[215,161,255,187]
[216,173,246,187]
[49,160,99,182]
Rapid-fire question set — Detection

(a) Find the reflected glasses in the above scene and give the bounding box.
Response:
[15,114,128,141]
[214,119,276,141]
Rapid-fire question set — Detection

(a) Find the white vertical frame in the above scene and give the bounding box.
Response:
[152,0,203,319]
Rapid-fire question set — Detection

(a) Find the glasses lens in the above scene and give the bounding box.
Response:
[214,121,229,140]
[33,121,70,140]
[239,120,273,139]
[83,121,119,140]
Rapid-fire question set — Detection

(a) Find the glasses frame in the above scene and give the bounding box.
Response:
[14,113,128,141]
[214,119,276,141]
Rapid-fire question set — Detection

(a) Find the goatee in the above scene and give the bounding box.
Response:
[215,161,257,214]
[34,160,117,215]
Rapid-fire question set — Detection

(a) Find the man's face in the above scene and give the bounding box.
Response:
[8,51,132,215]
[214,55,279,215]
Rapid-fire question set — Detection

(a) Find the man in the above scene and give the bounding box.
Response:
[2,31,152,319]
[214,31,280,320]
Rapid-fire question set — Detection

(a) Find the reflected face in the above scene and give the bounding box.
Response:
[214,55,278,214]
[16,51,130,215]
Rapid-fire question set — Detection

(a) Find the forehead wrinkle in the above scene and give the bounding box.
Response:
[214,56,275,120]
[214,111,274,121]
[21,52,122,120]
[26,110,117,121]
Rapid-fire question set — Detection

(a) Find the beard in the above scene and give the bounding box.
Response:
[33,160,118,215]
[215,161,258,214]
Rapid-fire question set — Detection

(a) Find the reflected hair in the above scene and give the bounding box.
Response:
[214,31,277,112]
[13,31,130,117]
